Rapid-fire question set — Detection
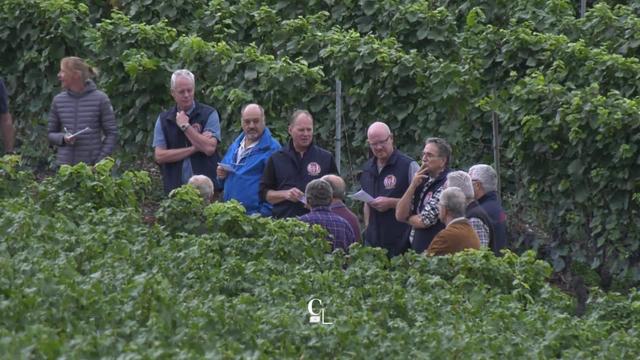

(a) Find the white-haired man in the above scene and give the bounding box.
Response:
[445,171,492,249]
[188,175,214,203]
[426,187,480,256]
[153,69,221,194]
[468,164,507,255]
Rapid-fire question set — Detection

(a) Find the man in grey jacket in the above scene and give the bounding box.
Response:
[48,57,118,165]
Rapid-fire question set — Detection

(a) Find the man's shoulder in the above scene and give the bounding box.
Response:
[196,102,217,114]
[391,150,415,166]
[310,144,334,158]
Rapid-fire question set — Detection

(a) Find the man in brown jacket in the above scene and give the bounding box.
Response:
[426,187,480,256]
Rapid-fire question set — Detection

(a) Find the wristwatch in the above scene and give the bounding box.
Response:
[179,123,190,132]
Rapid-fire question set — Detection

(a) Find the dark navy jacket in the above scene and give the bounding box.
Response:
[410,168,450,253]
[472,191,508,256]
[360,149,413,257]
[260,141,338,219]
[158,102,219,194]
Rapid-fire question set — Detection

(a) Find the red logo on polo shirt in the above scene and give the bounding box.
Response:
[383,175,397,189]
[307,162,321,176]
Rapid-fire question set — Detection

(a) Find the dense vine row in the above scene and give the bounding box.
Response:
[1,157,639,357]
[0,0,639,282]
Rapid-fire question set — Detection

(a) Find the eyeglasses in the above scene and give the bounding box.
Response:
[367,136,391,148]
[422,152,441,160]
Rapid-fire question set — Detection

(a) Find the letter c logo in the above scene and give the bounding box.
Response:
[308,298,322,316]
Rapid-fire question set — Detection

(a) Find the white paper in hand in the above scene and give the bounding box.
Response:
[218,162,236,173]
[349,189,375,203]
[68,127,91,138]
[299,195,307,205]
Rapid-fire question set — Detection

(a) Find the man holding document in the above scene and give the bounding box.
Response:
[217,103,280,216]
[357,122,419,257]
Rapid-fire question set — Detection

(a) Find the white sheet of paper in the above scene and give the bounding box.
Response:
[68,127,91,138]
[299,195,307,204]
[349,189,375,203]
[219,162,236,173]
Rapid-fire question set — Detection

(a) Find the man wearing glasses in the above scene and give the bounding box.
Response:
[359,122,420,257]
[217,103,281,216]
[396,137,452,253]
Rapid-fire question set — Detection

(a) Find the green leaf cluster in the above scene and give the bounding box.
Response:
[1,0,640,281]
[1,160,640,357]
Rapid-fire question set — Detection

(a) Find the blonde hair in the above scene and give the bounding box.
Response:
[61,57,97,82]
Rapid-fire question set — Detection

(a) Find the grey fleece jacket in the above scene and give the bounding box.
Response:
[47,80,118,165]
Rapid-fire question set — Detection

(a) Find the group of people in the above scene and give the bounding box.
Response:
[39,58,507,257]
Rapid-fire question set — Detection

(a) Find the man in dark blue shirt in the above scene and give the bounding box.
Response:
[298,179,355,252]
[0,78,15,153]
[359,122,419,257]
[469,164,508,256]
[259,110,338,218]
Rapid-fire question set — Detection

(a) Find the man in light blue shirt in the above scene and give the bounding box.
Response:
[152,69,221,194]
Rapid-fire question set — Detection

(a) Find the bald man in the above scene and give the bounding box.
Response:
[322,174,361,242]
[217,103,281,216]
[358,122,419,257]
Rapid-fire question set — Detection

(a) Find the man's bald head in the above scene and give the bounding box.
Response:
[367,121,394,164]
[321,174,346,200]
[367,121,391,138]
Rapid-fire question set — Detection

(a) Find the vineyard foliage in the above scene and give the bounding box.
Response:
[0,0,639,281]
[1,156,640,357]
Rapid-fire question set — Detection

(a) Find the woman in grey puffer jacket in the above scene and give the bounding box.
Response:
[47,56,118,165]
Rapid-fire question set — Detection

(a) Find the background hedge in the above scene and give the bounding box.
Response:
[1,0,639,284]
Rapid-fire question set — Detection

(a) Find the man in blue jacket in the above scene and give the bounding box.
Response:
[217,103,281,216]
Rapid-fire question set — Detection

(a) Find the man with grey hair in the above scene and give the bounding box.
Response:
[188,175,214,203]
[468,164,507,255]
[425,187,480,256]
[153,69,221,194]
[321,174,361,242]
[445,171,492,249]
[298,179,356,252]
[396,137,451,253]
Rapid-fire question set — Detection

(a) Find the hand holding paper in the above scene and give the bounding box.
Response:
[349,189,375,203]
[67,127,91,139]
[218,162,236,173]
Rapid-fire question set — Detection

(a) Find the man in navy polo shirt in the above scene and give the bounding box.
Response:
[359,122,419,257]
[259,110,338,218]
[153,69,221,194]
[0,78,15,153]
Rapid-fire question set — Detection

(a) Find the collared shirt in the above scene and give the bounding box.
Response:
[469,217,490,248]
[298,206,356,251]
[330,201,361,243]
[152,101,221,184]
[409,175,445,243]
[236,137,258,164]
